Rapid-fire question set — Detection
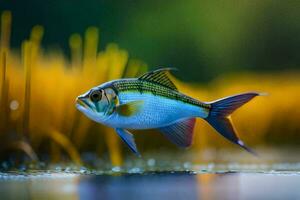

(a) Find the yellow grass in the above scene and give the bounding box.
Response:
[0,11,147,166]
[1,11,299,166]
[175,72,300,151]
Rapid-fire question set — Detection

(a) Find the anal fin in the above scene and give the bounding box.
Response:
[158,118,196,148]
[115,128,140,156]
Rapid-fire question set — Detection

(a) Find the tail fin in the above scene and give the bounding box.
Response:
[205,92,263,155]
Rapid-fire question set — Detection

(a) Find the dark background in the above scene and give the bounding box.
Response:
[1,0,300,82]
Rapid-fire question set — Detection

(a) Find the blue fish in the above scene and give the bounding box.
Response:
[76,68,263,156]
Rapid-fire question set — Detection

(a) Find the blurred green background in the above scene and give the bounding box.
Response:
[1,0,300,168]
[1,0,299,82]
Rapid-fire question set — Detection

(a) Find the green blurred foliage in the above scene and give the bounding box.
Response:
[1,0,299,82]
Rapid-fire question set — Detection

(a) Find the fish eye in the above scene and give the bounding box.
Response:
[90,90,102,102]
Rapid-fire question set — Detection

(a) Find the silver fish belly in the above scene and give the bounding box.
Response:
[103,92,209,129]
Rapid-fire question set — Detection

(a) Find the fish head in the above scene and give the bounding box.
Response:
[76,86,118,123]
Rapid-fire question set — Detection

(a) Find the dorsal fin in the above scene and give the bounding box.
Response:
[158,118,196,148]
[138,68,178,91]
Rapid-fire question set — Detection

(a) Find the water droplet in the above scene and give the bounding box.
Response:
[147,158,156,167]
[112,166,121,172]
[183,162,191,169]
[10,100,19,110]
[65,167,71,172]
[207,163,215,170]
[55,166,62,171]
[128,167,142,174]
[80,167,87,173]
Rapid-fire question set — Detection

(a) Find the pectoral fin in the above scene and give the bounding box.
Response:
[158,118,196,148]
[115,128,140,156]
[116,100,144,116]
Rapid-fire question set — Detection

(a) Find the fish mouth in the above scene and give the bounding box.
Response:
[76,96,97,112]
[76,97,88,108]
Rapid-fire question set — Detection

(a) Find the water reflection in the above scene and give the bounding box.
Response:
[0,172,300,200]
[78,172,300,200]
[79,172,198,200]
[0,173,79,200]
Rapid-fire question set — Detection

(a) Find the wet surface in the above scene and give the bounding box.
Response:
[1,149,300,200]
[0,170,300,200]
[78,172,300,200]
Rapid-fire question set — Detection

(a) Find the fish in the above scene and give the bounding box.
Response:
[76,68,263,156]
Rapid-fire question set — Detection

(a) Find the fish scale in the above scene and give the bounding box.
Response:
[76,68,262,156]
[112,79,211,109]
[102,92,208,129]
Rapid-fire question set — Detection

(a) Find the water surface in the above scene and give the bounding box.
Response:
[1,149,300,200]
[1,170,300,200]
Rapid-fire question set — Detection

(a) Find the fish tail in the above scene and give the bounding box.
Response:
[205,92,265,155]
